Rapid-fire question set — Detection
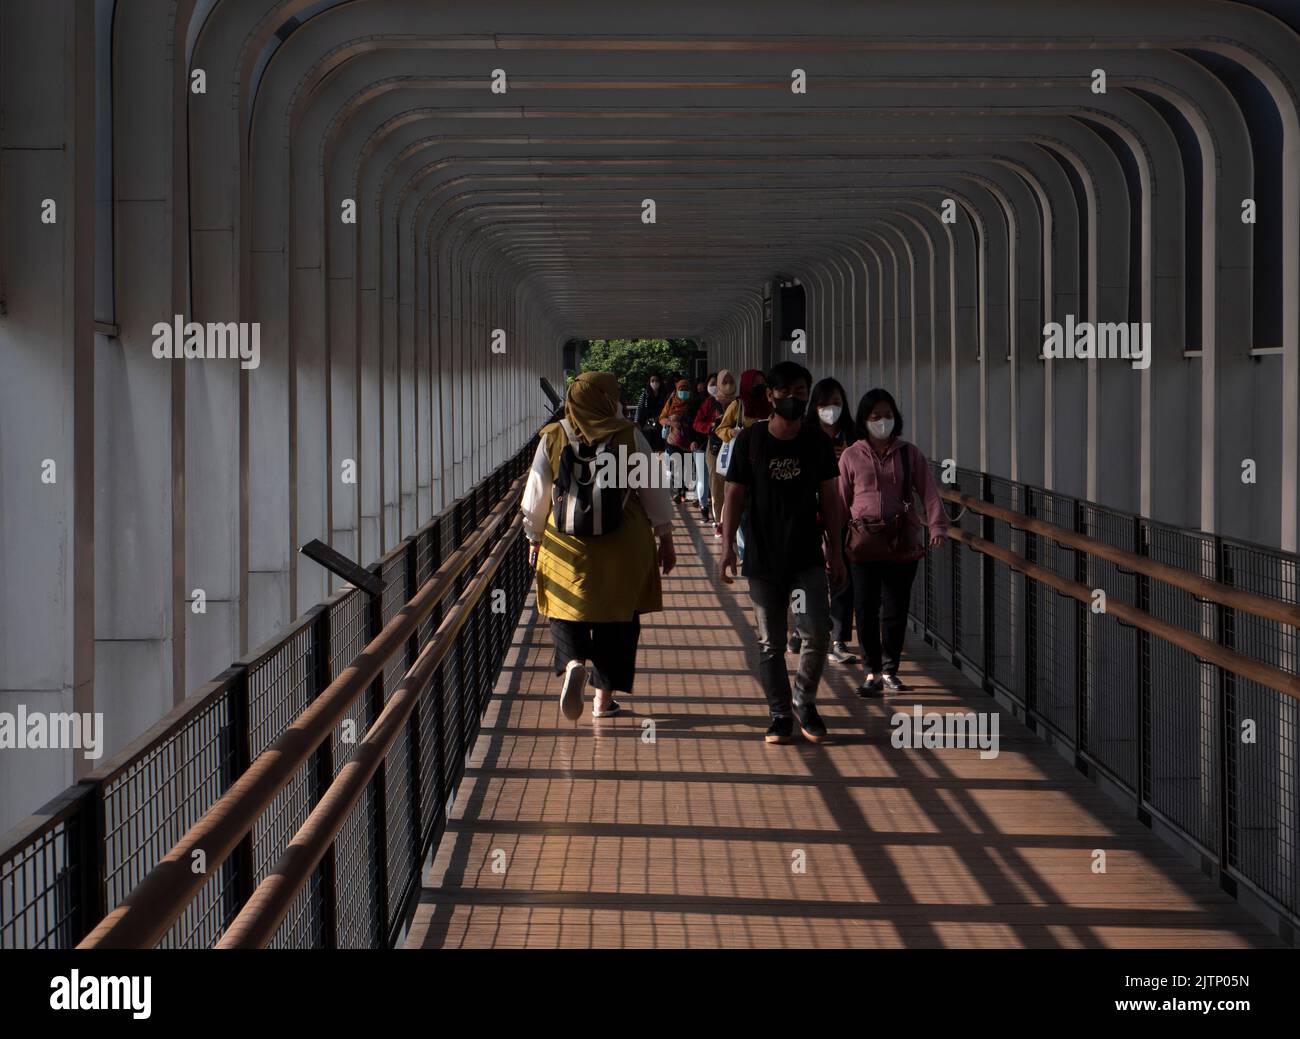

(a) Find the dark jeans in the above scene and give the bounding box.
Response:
[550,614,642,692]
[664,444,687,494]
[851,559,919,675]
[748,565,831,717]
[831,566,854,645]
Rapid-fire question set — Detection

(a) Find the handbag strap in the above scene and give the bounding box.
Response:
[897,441,912,513]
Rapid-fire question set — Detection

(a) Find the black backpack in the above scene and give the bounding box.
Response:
[551,420,630,536]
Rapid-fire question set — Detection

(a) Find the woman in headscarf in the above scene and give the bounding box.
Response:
[714,368,771,553]
[715,368,772,444]
[695,369,736,531]
[687,372,720,522]
[523,372,677,721]
[658,376,694,503]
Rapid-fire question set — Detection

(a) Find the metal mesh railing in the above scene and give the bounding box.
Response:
[912,466,1300,931]
[0,438,538,948]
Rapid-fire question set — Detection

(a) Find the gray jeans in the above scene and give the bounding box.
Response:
[748,564,832,716]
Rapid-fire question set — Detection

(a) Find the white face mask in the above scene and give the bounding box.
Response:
[817,405,842,426]
[708,385,719,397]
[867,416,895,439]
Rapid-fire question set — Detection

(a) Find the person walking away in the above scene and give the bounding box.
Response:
[699,369,737,534]
[715,368,770,552]
[658,377,694,503]
[718,361,846,744]
[687,373,718,519]
[811,377,860,666]
[636,373,670,452]
[523,372,677,720]
[838,387,947,697]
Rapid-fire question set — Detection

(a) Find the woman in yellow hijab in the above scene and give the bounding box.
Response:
[522,371,677,721]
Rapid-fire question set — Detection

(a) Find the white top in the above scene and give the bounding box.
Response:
[521,427,675,542]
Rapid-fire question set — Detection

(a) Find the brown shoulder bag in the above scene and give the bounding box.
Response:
[845,442,914,563]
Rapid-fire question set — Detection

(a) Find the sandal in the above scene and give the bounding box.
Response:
[560,660,588,720]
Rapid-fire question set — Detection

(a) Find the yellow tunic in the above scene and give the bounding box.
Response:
[716,399,760,442]
[534,425,663,622]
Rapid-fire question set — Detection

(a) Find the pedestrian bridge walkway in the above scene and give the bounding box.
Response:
[408,507,1277,949]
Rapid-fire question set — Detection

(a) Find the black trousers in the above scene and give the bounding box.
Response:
[830,566,854,645]
[549,614,642,692]
[664,444,687,494]
[850,559,919,675]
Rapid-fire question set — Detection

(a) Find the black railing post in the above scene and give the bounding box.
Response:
[75,782,107,946]
[367,572,390,947]
[430,519,447,850]
[1216,536,1237,893]
[403,538,422,937]
[1135,517,1152,824]
[229,667,256,915]
[981,472,995,691]
[1074,498,1089,770]
[951,475,963,665]
[311,606,337,948]
[1023,488,1038,727]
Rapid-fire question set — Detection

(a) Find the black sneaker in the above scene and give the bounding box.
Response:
[787,635,802,654]
[882,673,909,692]
[700,505,711,521]
[764,715,795,744]
[795,703,828,743]
[857,673,885,698]
[827,641,859,665]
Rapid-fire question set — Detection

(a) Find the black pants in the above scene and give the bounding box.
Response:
[831,567,854,645]
[664,444,687,495]
[549,614,642,692]
[851,559,919,675]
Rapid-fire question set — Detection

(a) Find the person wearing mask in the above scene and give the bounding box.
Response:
[806,377,860,666]
[636,373,670,451]
[685,373,717,519]
[523,372,677,721]
[715,368,771,548]
[697,369,737,533]
[838,388,948,697]
[658,377,694,503]
[719,361,846,745]
[715,368,771,444]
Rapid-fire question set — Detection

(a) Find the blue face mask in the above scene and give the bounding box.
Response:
[677,390,689,400]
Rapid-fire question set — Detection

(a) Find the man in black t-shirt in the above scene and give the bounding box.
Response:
[719,361,846,744]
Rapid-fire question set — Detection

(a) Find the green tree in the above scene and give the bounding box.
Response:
[578,338,695,402]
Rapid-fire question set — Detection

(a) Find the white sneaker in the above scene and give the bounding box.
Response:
[560,660,588,720]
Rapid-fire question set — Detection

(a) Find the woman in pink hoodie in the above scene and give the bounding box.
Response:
[837,388,948,697]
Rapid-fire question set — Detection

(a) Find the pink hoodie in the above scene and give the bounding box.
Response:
[837,438,949,560]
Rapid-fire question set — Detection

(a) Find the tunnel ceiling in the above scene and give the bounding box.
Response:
[172,0,1300,343]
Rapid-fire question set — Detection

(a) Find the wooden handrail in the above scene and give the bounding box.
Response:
[947,528,1300,702]
[77,476,526,950]
[939,489,1300,630]
[215,517,523,948]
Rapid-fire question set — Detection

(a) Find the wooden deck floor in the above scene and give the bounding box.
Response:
[406,506,1279,949]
